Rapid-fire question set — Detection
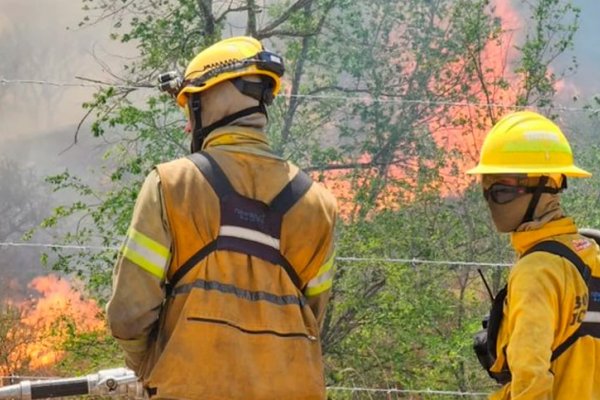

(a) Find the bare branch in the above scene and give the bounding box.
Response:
[246,0,258,36]
[256,0,311,37]
[196,0,216,37]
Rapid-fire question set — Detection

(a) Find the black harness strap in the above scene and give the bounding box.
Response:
[524,241,592,283]
[269,169,313,214]
[167,240,218,295]
[166,151,312,296]
[524,240,593,362]
[188,152,235,198]
[216,236,303,289]
[484,239,598,384]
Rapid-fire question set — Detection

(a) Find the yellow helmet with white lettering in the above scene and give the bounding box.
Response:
[467,111,591,177]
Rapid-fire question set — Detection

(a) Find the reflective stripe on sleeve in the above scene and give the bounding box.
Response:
[122,227,170,279]
[305,252,335,297]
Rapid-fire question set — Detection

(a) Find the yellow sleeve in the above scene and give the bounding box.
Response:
[106,170,171,372]
[303,190,337,328]
[304,248,336,329]
[502,255,558,400]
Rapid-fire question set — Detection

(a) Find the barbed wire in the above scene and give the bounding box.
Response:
[0,78,128,89]
[327,386,489,397]
[0,241,511,268]
[0,242,115,251]
[1,77,598,113]
[338,256,510,268]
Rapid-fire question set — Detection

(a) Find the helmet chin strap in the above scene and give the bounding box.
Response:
[187,79,270,153]
[189,94,203,153]
[520,176,549,224]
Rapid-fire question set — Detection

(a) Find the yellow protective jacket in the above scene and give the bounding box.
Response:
[489,217,600,400]
[106,127,337,400]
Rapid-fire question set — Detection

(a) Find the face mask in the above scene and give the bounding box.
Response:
[486,192,533,233]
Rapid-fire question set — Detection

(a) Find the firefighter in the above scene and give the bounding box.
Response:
[106,36,338,400]
[467,110,600,399]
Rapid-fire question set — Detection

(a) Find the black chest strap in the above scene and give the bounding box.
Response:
[523,241,591,282]
[483,239,600,384]
[166,151,313,295]
[523,240,596,361]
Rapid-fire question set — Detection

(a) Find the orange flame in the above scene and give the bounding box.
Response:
[429,0,522,193]
[320,0,526,218]
[0,275,105,374]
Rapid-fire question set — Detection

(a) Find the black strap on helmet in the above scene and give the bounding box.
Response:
[185,49,282,153]
[188,78,272,153]
[188,97,267,153]
[189,93,203,153]
[199,104,266,137]
[521,175,567,223]
[521,176,549,223]
[231,77,275,105]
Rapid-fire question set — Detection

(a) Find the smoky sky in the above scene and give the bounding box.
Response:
[0,0,598,284]
[0,0,599,166]
[0,0,123,171]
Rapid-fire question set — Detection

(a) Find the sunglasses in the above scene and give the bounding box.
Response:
[483,184,534,204]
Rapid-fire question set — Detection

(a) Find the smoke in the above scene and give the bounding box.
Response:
[1,0,599,276]
[566,0,600,99]
[506,0,600,101]
[0,0,124,149]
[0,0,127,290]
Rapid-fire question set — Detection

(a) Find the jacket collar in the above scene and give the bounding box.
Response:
[510,217,578,256]
[201,126,282,160]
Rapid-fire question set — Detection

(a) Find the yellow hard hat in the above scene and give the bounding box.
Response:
[176,36,284,108]
[467,111,591,177]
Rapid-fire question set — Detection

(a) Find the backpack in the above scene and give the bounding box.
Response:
[473,228,600,384]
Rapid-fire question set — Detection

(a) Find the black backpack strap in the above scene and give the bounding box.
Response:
[523,240,593,361]
[484,286,513,384]
[167,156,312,296]
[487,286,507,360]
[523,240,592,283]
[187,151,235,198]
[269,170,313,213]
[215,236,303,289]
[166,240,218,296]
[550,333,582,361]
[166,152,232,295]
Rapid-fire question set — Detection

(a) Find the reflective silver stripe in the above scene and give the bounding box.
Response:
[125,237,168,271]
[583,311,600,323]
[219,225,280,249]
[307,267,335,289]
[173,279,306,307]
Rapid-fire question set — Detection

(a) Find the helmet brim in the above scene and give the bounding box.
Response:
[466,164,592,178]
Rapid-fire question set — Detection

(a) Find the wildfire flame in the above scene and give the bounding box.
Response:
[0,274,104,375]
[318,0,527,217]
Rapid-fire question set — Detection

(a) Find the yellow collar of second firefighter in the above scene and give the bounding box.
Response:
[510,217,578,255]
[201,126,282,160]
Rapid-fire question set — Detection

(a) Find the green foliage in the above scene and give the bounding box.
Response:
[37,95,187,299]
[323,189,509,396]
[515,0,580,110]
[33,0,583,394]
[56,331,123,375]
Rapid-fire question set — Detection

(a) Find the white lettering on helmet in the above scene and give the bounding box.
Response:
[524,131,560,142]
